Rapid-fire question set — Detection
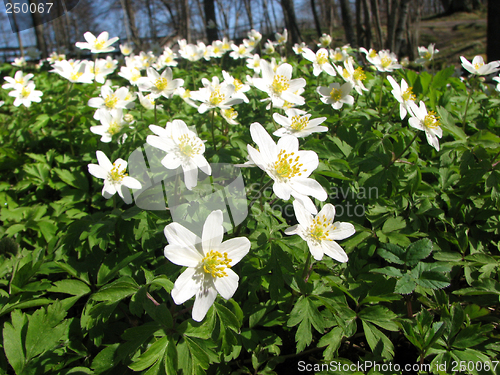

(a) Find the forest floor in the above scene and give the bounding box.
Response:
[419,10,487,67]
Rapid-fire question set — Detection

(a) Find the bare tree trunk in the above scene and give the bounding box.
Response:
[339,0,356,47]
[385,0,399,50]
[262,0,273,34]
[487,0,500,61]
[121,0,141,48]
[280,0,302,43]
[356,0,364,47]
[8,0,24,58]
[28,0,48,58]
[370,0,383,49]
[183,0,191,43]
[311,0,322,38]
[145,0,157,44]
[204,0,218,43]
[243,0,254,29]
[394,0,410,54]
[362,0,373,48]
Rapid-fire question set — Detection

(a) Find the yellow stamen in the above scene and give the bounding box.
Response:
[273,150,306,179]
[330,87,342,102]
[309,214,336,242]
[108,162,127,182]
[155,77,169,91]
[202,250,232,278]
[316,51,328,65]
[290,115,309,131]
[353,67,366,81]
[209,88,225,106]
[272,75,290,94]
[105,94,118,109]
[424,111,440,129]
[178,134,202,157]
[233,78,243,92]
[108,121,121,135]
[402,87,416,101]
[381,57,392,68]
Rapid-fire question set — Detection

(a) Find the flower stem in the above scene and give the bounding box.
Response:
[378,73,386,111]
[302,252,312,282]
[247,179,273,213]
[385,131,419,170]
[462,85,474,131]
[154,102,157,124]
[211,109,217,152]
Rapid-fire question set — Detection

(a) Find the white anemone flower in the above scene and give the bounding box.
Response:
[317,82,354,110]
[221,108,239,125]
[329,47,348,63]
[88,85,133,119]
[302,48,336,76]
[120,43,133,56]
[229,44,252,60]
[12,57,27,68]
[408,101,442,151]
[248,29,262,43]
[263,40,275,54]
[50,60,94,84]
[2,71,33,90]
[138,67,184,99]
[253,61,306,108]
[164,210,250,322]
[75,31,119,53]
[247,122,327,214]
[90,108,127,143]
[359,47,379,65]
[387,75,416,120]
[154,47,178,69]
[273,108,327,138]
[190,76,243,114]
[335,57,368,95]
[174,87,198,108]
[9,81,42,107]
[138,92,163,110]
[285,200,355,262]
[246,54,262,74]
[87,59,115,84]
[415,43,439,65]
[222,71,250,103]
[460,55,500,76]
[275,29,288,45]
[318,34,332,48]
[118,66,142,86]
[292,42,307,55]
[372,50,402,72]
[146,119,211,190]
[88,151,141,204]
[493,76,500,92]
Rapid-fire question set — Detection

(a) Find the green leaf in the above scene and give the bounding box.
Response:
[3,310,27,374]
[48,279,91,296]
[92,343,120,373]
[92,277,140,302]
[287,296,326,352]
[395,273,416,295]
[361,321,394,360]
[129,336,169,371]
[404,238,433,266]
[358,305,399,331]
[382,216,406,233]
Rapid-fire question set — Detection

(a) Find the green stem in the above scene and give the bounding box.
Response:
[378,72,386,111]
[462,85,474,131]
[154,102,157,124]
[385,131,419,170]
[64,82,75,156]
[211,109,217,152]
[247,179,273,213]
[302,252,313,282]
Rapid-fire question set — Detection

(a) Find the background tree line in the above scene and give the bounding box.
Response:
[0,0,493,62]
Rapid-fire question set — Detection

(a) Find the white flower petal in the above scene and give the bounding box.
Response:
[171,268,200,304]
[192,284,217,321]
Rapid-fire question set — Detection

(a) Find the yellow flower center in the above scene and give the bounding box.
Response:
[334,52,343,61]
[342,69,350,79]
[233,78,243,92]
[272,75,290,94]
[238,46,246,54]
[309,214,335,242]
[131,70,141,82]
[290,115,309,131]
[94,39,106,50]
[474,61,484,70]
[424,111,440,129]
[202,250,231,278]
[402,87,416,101]
[15,78,25,84]
[146,94,156,105]
[105,94,118,109]
[108,121,121,135]
[424,51,432,60]
[106,62,113,68]
[317,52,328,65]
[108,162,127,183]
[178,134,202,157]
[330,87,342,102]
[369,50,377,58]
[223,108,237,120]
[353,67,366,81]
[381,57,392,68]
[213,46,220,53]
[282,101,293,109]
[181,89,191,99]
[273,150,305,179]
[209,88,225,106]
[20,87,31,98]
[155,77,168,91]
[70,72,83,81]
